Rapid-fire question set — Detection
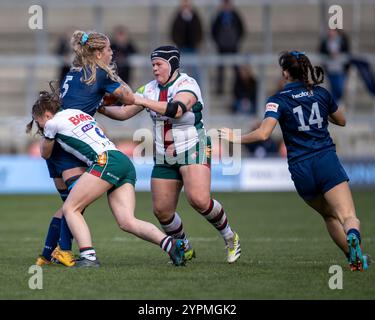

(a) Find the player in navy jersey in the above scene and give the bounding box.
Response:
[221,50,369,271]
[32,30,135,266]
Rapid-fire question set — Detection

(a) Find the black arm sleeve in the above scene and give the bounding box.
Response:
[164,101,187,118]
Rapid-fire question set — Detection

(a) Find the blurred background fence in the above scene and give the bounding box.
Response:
[0,0,374,192]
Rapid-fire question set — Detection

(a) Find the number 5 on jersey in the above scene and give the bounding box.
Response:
[293,102,323,131]
[60,75,73,98]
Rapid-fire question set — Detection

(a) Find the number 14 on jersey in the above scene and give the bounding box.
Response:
[293,102,323,131]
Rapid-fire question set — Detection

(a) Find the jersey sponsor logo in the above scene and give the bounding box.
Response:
[265,102,279,113]
[146,87,155,95]
[81,123,93,132]
[95,127,106,138]
[177,78,193,87]
[69,113,93,125]
[292,91,312,99]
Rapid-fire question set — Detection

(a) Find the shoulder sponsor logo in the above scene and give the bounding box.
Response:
[177,78,193,87]
[265,102,279,113]
[146,88,155,96]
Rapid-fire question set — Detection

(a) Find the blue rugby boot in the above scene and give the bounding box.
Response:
[347,233,367,271]
[169,239,186,266]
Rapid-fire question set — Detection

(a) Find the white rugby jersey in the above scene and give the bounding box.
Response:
[136,73,206,155]
[44,109,117,165]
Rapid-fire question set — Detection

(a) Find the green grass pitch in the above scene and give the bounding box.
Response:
[0,191,374,299]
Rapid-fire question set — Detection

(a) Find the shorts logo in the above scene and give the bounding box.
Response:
[97,153,107,166]
[265,102,279,113]
[106,172,119,181]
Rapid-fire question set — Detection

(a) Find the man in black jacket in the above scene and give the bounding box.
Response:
[212,0,245,94]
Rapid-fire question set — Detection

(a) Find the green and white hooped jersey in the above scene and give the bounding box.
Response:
[44,109,117,166]
[136,73,206,155]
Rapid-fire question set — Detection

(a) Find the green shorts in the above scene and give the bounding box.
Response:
[87,150,136,188]
[152,137,211,180]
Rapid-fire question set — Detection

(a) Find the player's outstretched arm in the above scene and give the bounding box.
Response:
[112,84,136,106]
[220,117,278,144]
[98,104,144,121]
[328,109,346,127]
[134,91,196,119]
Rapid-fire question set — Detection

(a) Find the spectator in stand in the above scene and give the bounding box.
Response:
[170,0,203,82]
[110,26,137,85]
[211,0,245,94]
[319,29,350,104]
[55,30,73,86]
[231,65,257,114]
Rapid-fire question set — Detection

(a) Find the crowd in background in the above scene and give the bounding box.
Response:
[52,0,375,159]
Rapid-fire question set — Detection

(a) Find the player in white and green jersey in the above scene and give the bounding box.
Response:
[28,90,186,267]
[100,45,241,263]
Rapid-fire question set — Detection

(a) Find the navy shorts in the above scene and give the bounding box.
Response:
[46,143,87,178]
[288,150,349,201]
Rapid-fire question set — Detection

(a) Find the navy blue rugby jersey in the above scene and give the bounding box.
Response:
[60,66,121,117]
[264,81,338,164]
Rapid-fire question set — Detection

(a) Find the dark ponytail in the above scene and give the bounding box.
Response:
[279,50,324,91]
[26,81,61,135]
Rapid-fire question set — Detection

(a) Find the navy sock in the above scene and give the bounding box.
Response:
[41,217,61,260]
[57,188,69,202]
[57,177,81,251]
[59,216,73,251]
[347,228,361,244]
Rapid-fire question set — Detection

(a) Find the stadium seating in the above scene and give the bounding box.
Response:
[0,1,374,155]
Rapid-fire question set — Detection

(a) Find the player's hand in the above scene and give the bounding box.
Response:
[97,105,106,115]
[124,91,136,105]
[133,94,143,106]
[219,127,235,142]
[102,93,119,106]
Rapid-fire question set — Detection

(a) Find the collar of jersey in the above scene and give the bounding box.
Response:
[283,81,304,90]
[158,73,181,90]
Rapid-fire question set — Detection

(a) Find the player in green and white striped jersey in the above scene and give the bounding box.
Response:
[100,46,241,263]
[28,90,186,267]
